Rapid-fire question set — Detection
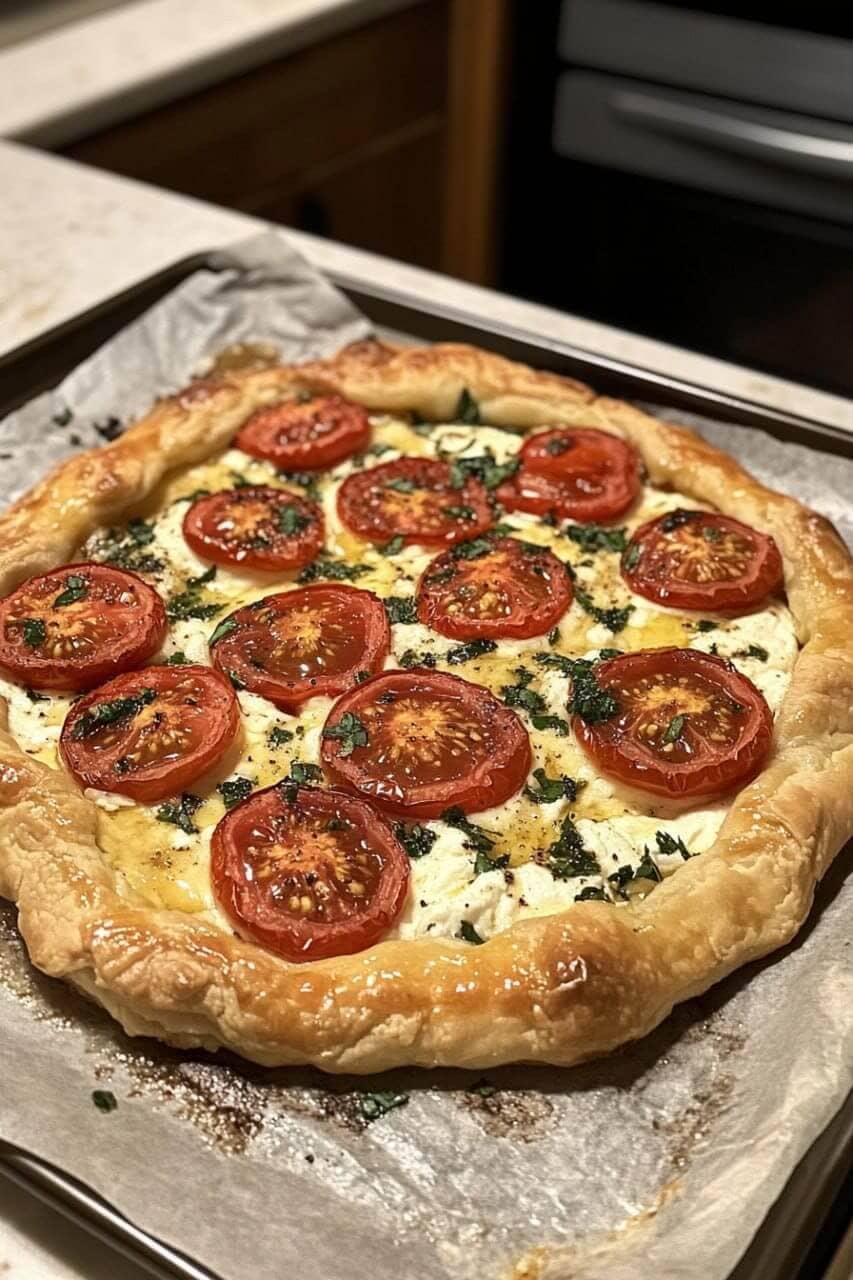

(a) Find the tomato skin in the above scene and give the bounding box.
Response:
[0,563,167,692]
[182,486,324,572]
[209,584,391,711]
[211,783,410,961]
[321,669,531,819]
[574,647,773,799]
[337,457,494,547]
[60,665,240,802]
[416,536,572,641]
[236,395,370,471]
[498,428,641,522]
[622,509,784,611]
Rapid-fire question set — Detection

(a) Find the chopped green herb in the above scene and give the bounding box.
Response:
[441,806,508,873]
[424,565,456,587]
[450,535,494,561]
[662,714,686,744]
[54,574,88,608]
[230,471,251,488]
[500,667,548,718]
[598,647,623,660]
[187,564,216,588]
[661,509,700,533]
[162,650,189,666]
[217,776,253,809]
[574,885,607,902]
[20,618,46,648]
[468,1079,497,1097]
[290,762,323,784]
[354,670,371,683]
[530,713,569,735]
[546,436,571,456]
[269,726,294,747]
[696,619,717,633]
[127,518,156,546]
[566,524,628,554]
[547,627,560,646]
[380,534,405,556]
[209,617,239,646]
[654,829,693,860]
[92,1089,117,1113]
[277,505,311,536]
[385,476,417,494]
[623,541,642,571]
[610,852,663,898]
[524,767,583,804]
[442,505,476,522]
[394,823,438,859]
[458,920,485,945]
[156,792,203,836]
[546,814,599,880]
[736,644,769,661]
[573,584,633,633]
[358,1090,409,1123]
[52,406,73,427]
[367,442,391,457]
[93,417,122,442]
[703,525,722,542]
[25,688,49,703]
[454,387,480,424]
[167,590,221,623]
[383,596,418,625]
[72,688,156,740]
[297,556,369,585]
[448,451,519,492]
[323,711,368,757]
[225,669,246,691]
[399,648,437,669]
[445,638,498,665]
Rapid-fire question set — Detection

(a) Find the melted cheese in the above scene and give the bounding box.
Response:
[4,413,799,943]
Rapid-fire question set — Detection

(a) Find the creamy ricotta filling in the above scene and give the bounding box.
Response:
[0,415,799,944]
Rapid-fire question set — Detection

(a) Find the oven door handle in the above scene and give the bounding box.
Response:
[611,90,853,179]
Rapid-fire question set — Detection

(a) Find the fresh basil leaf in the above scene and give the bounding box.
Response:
[297,556,369,584]
[156,792,203,836]
[393,823,437,859]
[566,524,628,554]
[19,618,46,648]
[445,638,498,665]
[547,815,599,880]
[322,711,368,757]
[383,596,417,625]
[524,768,582,804]
[662,714,686,744]
[92,1089,118,1113]
[654,829,693,860]
[187,564,216,588]
[217,776,254,809]
[380,534,405,556]
[458,920,484,945]
[277,505,311,536]
[54,574,88,608]
[72,688,156,740]
[358,1090,409,1123]
[209,617,239,646]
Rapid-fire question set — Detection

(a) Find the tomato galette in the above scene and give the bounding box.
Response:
[0,341,850,1072]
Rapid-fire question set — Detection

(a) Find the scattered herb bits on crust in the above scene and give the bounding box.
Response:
[0,338,848,1076]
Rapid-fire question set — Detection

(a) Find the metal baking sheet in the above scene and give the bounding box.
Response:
[0,237,851,1280]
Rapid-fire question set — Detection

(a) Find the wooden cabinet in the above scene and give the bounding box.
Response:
[62,0,508,280]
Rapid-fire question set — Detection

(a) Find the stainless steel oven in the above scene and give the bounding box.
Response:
[499,1,853,398]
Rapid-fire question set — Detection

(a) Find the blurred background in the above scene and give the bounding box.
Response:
[2,0,852,397]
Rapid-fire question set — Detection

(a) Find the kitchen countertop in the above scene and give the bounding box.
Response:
[0,0,419,147]
[0,138,851,1279]
[2,140,851,434]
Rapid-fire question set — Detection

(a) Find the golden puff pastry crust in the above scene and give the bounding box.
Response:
[0,340,852,1073]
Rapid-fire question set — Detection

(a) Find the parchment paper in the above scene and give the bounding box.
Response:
[1,230,851,1280]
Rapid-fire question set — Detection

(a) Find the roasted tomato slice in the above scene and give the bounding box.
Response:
[574,647,773,798]
[60,665,240,802]
[622,509,784,611]
[235,395,370,471]
[0,563,167,692]
[209,584,391,712]
[416,536,572,641]
[182,485,323,571]
[211,783,409,961]
[321,669,531,819]
[498,427,641,522]
[337,457,493,547]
